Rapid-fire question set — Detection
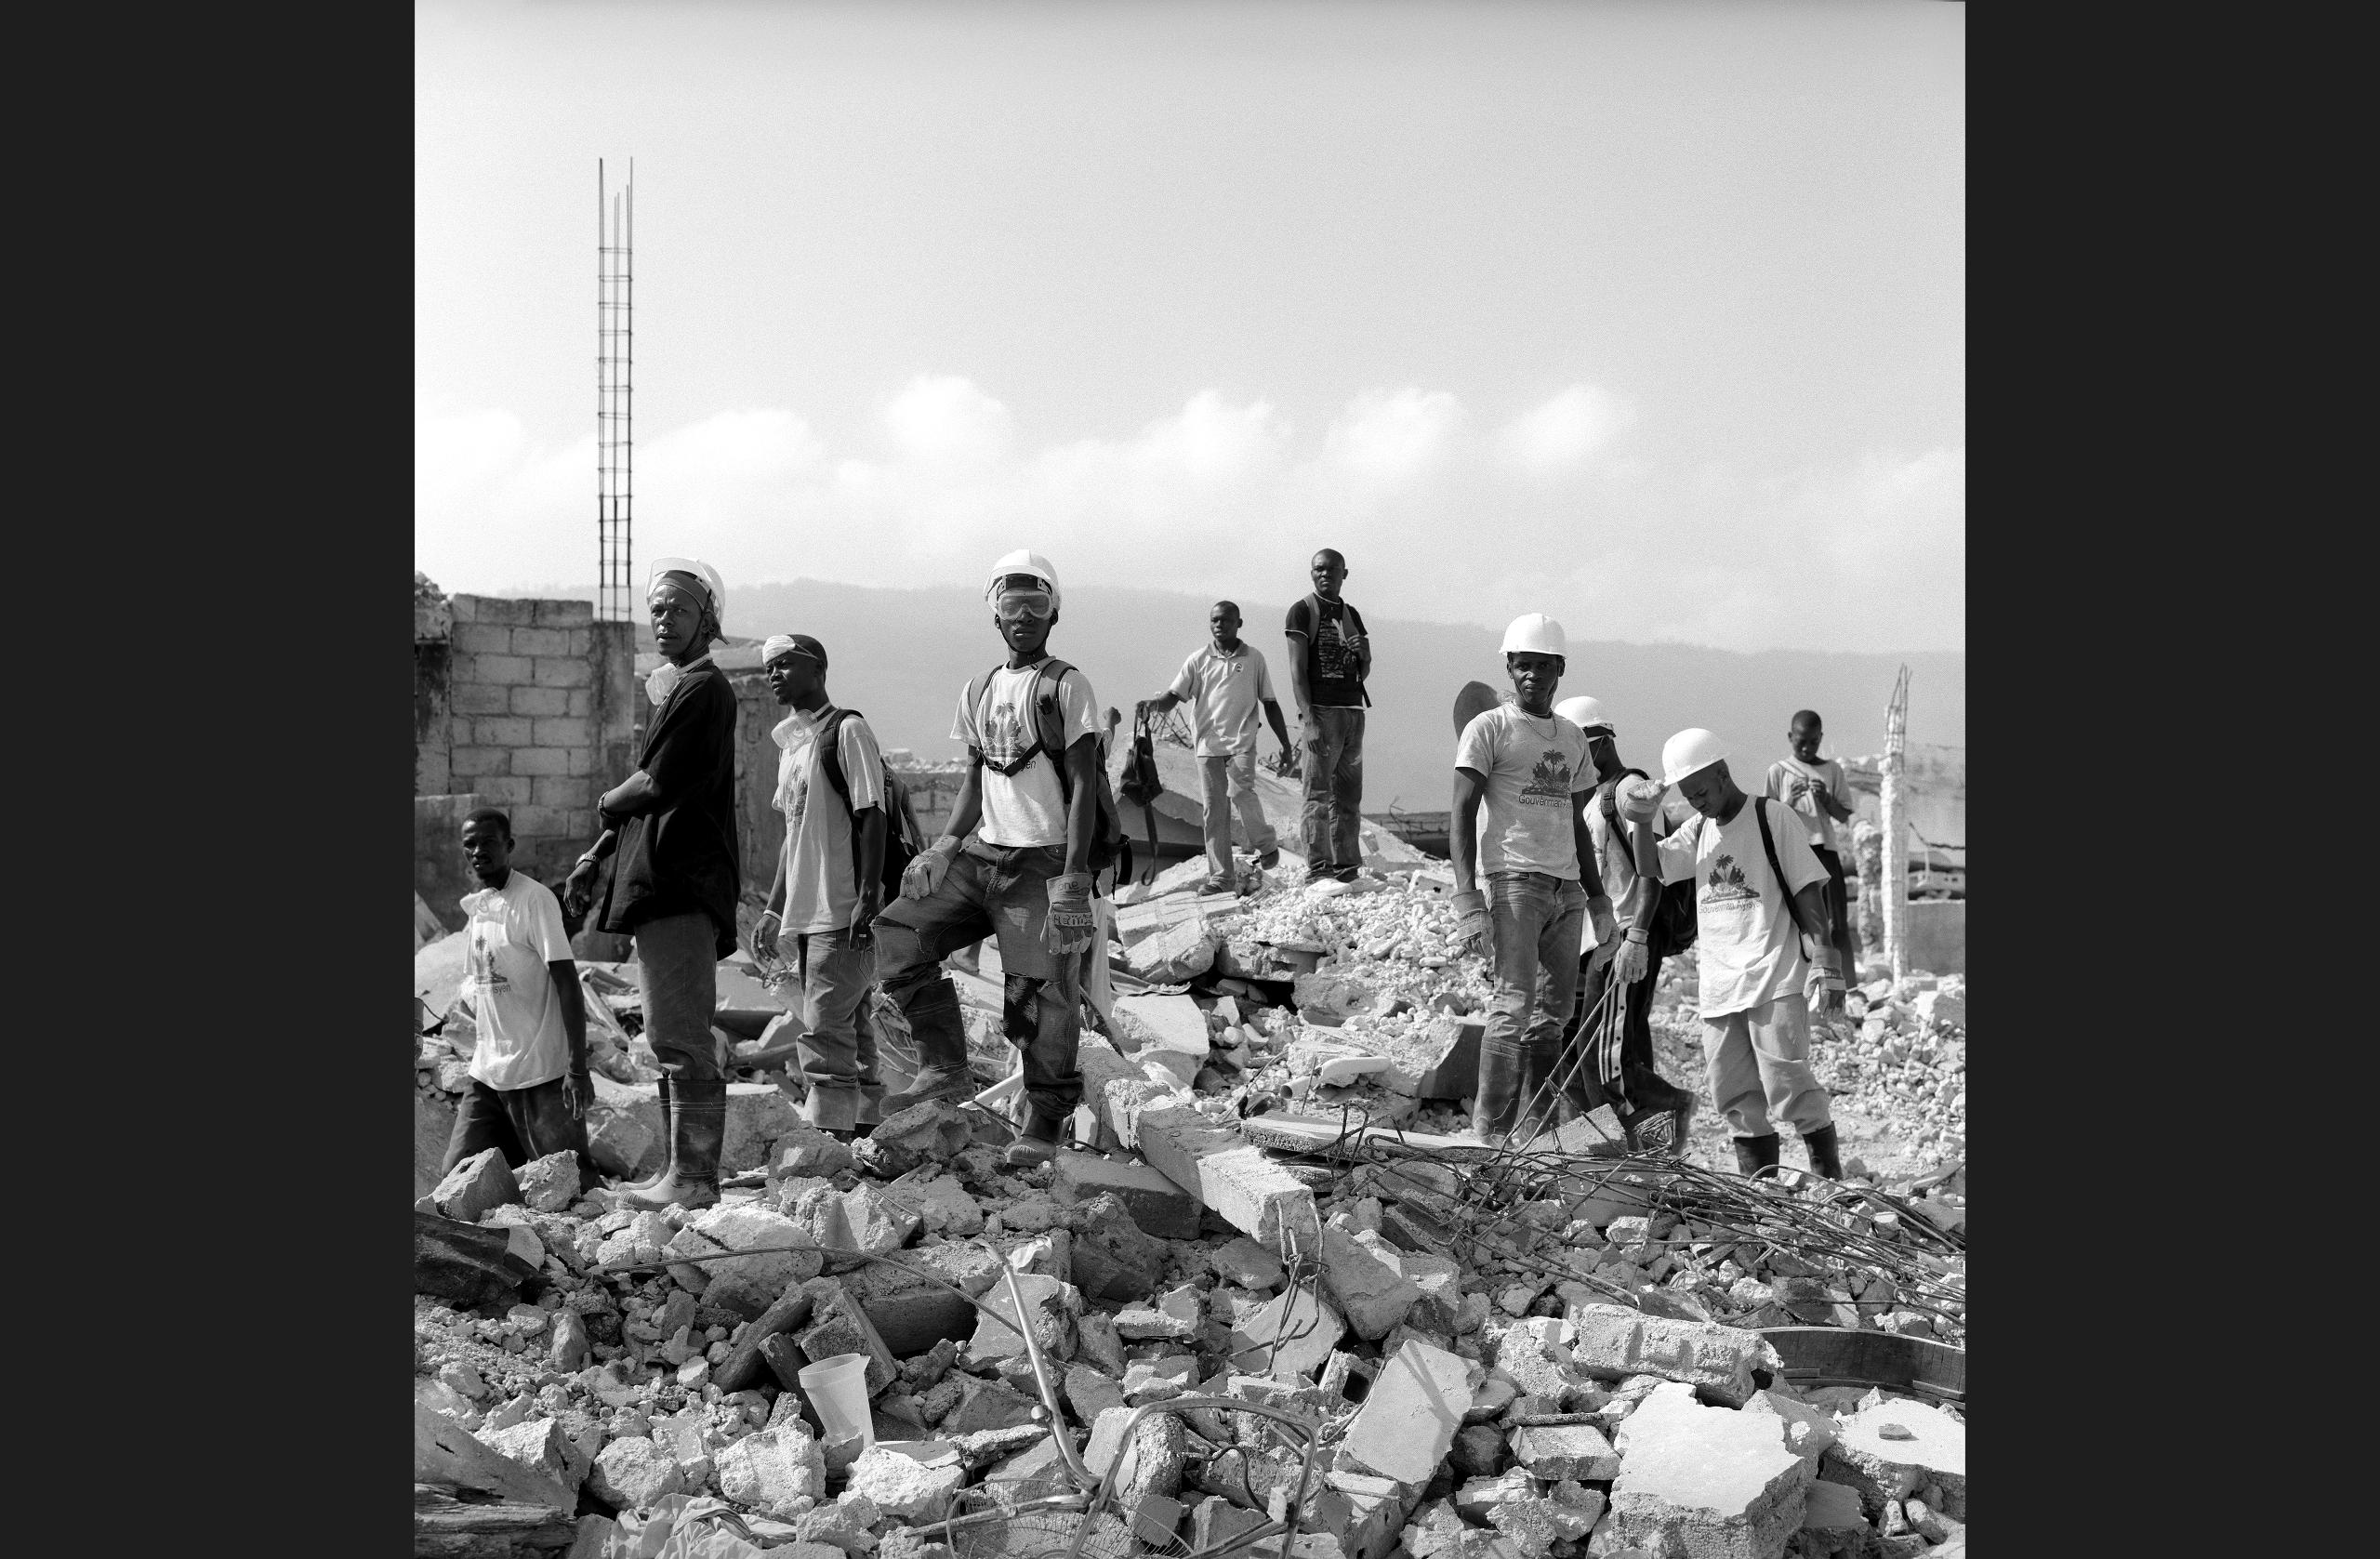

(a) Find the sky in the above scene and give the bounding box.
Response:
[416,0,1964,654]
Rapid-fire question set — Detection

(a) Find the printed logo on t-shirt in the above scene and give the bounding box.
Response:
[467,916,510,992]
[1520,750,1573,804]
[1314,615,1352,680]
[978,698,1034,769]
[1703,853,1759,905]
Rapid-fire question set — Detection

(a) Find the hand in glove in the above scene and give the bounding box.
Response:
[1450,889,1491,955]
[1613,933,1650,986]
[1044,871,1098,955]
[902,837,959,901]
[1587,896,1618,951]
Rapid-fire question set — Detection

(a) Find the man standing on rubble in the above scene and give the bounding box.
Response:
[1616,729,1845,1180]
[1284,548,1371,883]
[1550,698,1699,1135]
[1139,600,1295,892]
[1766,709,1861,996]
[562,557,738,1212]
[1448,615,1618,1145]
[869,550,1104,1168]
[445,808,597,1181]
[751,632,889,1140]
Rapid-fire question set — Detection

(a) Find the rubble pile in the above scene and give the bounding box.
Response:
[416,862,1968,1558]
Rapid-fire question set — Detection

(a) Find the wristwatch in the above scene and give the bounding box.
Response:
[1625,926,1649,945]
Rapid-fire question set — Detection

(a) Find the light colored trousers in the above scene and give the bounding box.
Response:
[1703,992,1833,1137]
[1200,751,1278,877]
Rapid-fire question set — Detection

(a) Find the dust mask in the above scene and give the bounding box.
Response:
[646,653,713,708]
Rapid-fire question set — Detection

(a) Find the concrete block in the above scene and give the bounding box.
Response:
[473,775,533,807]
[715,1422,827,1517]
[450,680,510,715]
[962,1272,1078,1369]
[1511,1422,1621,1481]
[459,651,536,685]
[478,1415,590,1497]
[1341,1338,1479,1485]
[848,1443,968,1524]
[1116,1285,1204,1341]
[1086,1407,1186,1507]
[1175,1136,1323,1251]
[770,1127,854,1180]
[1228,1285,1347,1382]
[513,746,572,776]
[1819,1399,1964,1521]
[453,622,513,655]
[794,1276,900,1396]
[1319,1226,1422,1341]
[667,1206,822,1317]
[567,688,594,718]
[533,716,593,747]
[531,773,590,808]
[450,745,512,779]
[721,1082,808,1173]
[1564,1303,1778,1407]
[432,1148,522,1223]
[510,683,571,717]
[1065,1192,1170,1301]
[533,597,595,626]
[1054,1152,1202,1240]
[470,715,536,747]
[856,1102,975,1180]
[511,627,575,656]
[588,1435,687,1508]
[458,595,539,626]
[534,655,594,689]
[1210,1236,1288,1291]
[1609,1381,1810,1559]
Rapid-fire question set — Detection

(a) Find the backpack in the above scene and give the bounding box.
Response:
[1594,769,1700,958]
[961,657,1130,874]
[813,707,927,902]
[1117,707,1168,884]
[1296,593,1373,707]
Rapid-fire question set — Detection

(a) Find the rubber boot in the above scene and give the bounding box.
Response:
[1003,1104,1066,1168]
[1799,1123,1844,1180]
[1731,1132,1782,1179]
[876,996,975,1114]
[1471,1038,1527,1143]
[618,1077,673,1193]
[623,1078,723,1211]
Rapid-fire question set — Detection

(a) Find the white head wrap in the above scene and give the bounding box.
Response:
[646,556,724,621]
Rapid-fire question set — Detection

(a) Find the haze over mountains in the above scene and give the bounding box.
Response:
[496,579,1964,812]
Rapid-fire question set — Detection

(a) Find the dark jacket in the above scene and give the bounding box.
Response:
[598,663,739,957]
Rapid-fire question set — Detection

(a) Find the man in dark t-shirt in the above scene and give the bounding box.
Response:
[562,556,739,1212]
[1283,548,1371,882]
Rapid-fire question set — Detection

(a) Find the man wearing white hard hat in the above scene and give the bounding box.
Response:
[870,550,1111,1167]
[1613,729,1845,1180]
[562,557,740,1210]
[1550,698,1699,1140]
[1448,614,1618,1145]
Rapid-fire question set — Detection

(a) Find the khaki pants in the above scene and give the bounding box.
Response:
[1200,752,1277,878]
[1703,992,1832,1138]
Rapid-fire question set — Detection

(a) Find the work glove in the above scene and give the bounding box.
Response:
[1450,889,1490,955]
[902,837,959,901]
[1587,896,1618,951]
[1614,932,1650,986]
[1044,871,1098,955]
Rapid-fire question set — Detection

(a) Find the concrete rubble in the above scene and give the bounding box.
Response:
[415,857,1970,1557]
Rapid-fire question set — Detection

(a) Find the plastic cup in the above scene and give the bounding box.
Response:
[797,1354,876,1450]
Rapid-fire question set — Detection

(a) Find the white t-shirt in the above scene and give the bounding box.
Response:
[1168,641,1278,757]
[1766,756,1846,853]
[1657,796,1828,1018]
[459,871,575,1090]
[953,661,1103,848]
[1456,705,1593,879]
[774,705,886,934]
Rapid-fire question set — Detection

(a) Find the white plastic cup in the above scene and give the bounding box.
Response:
[797,1353,875,1450]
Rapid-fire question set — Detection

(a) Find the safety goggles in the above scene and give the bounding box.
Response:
[993,589,1056,622]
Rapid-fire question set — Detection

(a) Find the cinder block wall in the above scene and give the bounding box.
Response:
[889,756,971,841]
[421,595,640,885]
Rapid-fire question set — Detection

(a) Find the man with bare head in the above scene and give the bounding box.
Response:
[1140,600,1295,892]
[1283,548,1372,882]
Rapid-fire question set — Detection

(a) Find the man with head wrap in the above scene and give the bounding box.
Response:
[753,631,890,1138]
[562,557,739,1211]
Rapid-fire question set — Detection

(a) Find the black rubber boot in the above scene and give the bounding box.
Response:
[1732,1132,1783,1178]
[619,1077,673,1193]
[1004,1104,1067,1167]
[1471,1039,1527,1143]
[623,1078,723,1211]
[1800,1123,1844,1180]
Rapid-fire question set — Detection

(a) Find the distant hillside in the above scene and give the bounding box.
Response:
[496,580,1964,811]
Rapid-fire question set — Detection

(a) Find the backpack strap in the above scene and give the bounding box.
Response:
[814,707,865,813]
[1751,796,1798,923]
[1033,658,1078,807]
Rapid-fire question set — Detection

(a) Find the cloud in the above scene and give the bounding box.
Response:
[416,377,1961,653]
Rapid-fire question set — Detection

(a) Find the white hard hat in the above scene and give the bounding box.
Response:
[1660,728,1731,788]
[985,549,1061,609]
[647,556,724,618]
[1554,695,1612,734]
[1501,613,1567,657]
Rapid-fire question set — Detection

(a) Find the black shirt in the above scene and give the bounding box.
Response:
[1284,592,1369,708]
[597,662,740,957]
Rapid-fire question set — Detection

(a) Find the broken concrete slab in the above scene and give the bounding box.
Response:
[1227,1285,1348,1382]
[1319,1226,1422,1341]
[855,1102,974,1181]
[1510,1422,1620,1482]
[1064,1192,1170,1301]
[1741,1389,1836,1472]
[1820,1398,1965,1521]
[1340,1338,1480,1485]
[666,1206,824,1318]
[431,1147,522,1224]
[1564,1303,1778,1408]
[1210,1236,1288,1291]
[1608,1381,1811,1559]
[771,1126,856,1181]
[786,1179,923,1269]
[962,1272,1078,1370]
[588,1435,689,1509]
[848,1442,968,1524]
[513,1150,581,1213]
[1053,1152,1203,1240]
[794,1277,900,1397]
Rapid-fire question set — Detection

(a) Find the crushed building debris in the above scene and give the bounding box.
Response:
[416,855,1967,1559]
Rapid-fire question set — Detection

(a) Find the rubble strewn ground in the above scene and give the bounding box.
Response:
[416,856,1967,1558]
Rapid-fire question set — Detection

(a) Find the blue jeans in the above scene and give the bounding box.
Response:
[1474,872,1587,1139]
[872,840,1083,1131]
[791,926,885,1131]
[633,911,724,1087]
[1299,707,1365,869]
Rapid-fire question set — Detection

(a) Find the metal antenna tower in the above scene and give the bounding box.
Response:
[597,160,634,622]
